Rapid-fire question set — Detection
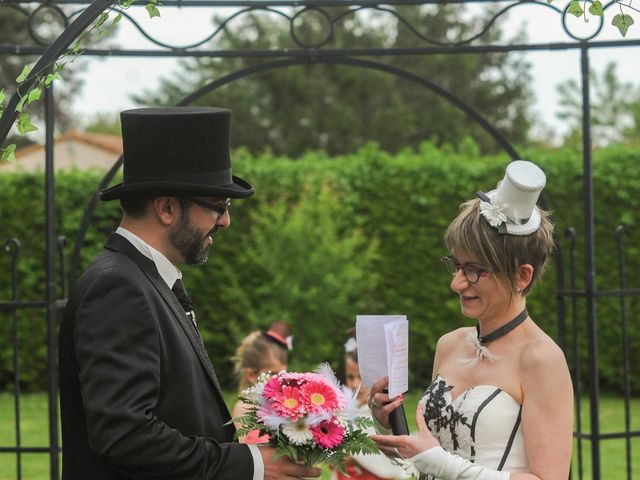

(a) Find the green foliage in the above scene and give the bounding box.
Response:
[1,144,639,394]
[548,0,636,37]
[84,112,122,135]
[612,13,635,37]
[556,62,640,146]
[567,0,584,17]
[588,1,604,17]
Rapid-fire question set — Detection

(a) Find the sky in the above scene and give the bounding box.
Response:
[67,1,640,145]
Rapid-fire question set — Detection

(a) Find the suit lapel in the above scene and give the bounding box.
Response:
[104,233,224,393]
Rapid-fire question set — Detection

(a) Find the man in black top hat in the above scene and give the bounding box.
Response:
[58,107,321,480]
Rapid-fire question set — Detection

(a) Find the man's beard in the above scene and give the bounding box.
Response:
[169,214,219,265]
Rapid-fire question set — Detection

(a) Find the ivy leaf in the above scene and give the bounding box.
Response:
[17,113,38,135]
[16,94,28,113]
[588,0,604,16]
[96,12,109,28]
[145,1,160,18]
[113,13,123,24]
[27,87,41,105]
[72,40,82,54]
[0,89,5,104]
[567,0,584,17]
[612,13,634,37]
[16,65,31,83]
[121,0,135,7]
[44,72,60,86]
[1,144,17,163]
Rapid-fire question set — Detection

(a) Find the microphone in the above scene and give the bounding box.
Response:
[383,389,409,435]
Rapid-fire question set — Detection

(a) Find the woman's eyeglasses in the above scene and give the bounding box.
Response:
[441,256,491,285]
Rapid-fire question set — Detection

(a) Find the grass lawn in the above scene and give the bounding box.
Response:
[0,390,637,479]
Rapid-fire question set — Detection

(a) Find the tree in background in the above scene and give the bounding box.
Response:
[184,181,381,382]
[133,4,533,156]
[556,62,640,146]
[84,111,122,135]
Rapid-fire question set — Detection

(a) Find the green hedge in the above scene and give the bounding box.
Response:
[1,142,638,393]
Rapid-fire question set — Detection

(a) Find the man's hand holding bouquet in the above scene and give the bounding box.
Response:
[230,363,379,472]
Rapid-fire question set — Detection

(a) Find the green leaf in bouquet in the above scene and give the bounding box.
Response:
[352,416,374,430]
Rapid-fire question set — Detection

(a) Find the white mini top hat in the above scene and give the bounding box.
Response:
[476,160,546,235]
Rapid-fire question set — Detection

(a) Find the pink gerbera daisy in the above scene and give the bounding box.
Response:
[271,385,304,420]
[301,380,339,413]
[262,377,282,399]
[310,418,345,449]
[279,372,314,388]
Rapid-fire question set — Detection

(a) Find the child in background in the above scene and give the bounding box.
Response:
[332,332,410,480]
[231,320,292,443]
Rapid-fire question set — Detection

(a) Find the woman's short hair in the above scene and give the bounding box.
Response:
[444,198,555,295]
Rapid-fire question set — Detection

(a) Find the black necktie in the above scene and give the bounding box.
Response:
[172,279,196,326]
[171,278,220,389]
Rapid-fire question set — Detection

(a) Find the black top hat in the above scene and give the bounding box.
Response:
[100,107,254,201]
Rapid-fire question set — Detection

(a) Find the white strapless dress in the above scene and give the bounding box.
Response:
[417,375,529,478]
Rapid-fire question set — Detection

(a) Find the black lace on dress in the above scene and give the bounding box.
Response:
[421,378,472,453]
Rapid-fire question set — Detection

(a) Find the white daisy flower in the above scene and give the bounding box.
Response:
[281,418,314,445]
[479,199,508,227]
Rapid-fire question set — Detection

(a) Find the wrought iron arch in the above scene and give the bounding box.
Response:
[1,1,639,479]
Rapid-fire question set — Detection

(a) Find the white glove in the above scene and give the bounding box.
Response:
[409,446,510,480]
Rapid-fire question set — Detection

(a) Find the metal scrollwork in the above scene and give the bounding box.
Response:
[28,2,69,46]
[561,0,605,41]
[290,7,333,48]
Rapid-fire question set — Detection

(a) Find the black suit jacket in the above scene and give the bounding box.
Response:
[59,233,254,479]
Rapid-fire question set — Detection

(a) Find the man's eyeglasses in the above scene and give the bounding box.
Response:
[441,256,491,285]
[189,198,231,217]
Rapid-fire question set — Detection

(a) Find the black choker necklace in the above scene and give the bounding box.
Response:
[476,308,528,346]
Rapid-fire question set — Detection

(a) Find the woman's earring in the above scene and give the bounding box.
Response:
[516,287,522,293]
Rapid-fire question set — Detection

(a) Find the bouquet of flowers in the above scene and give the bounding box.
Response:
[231,363,379,471]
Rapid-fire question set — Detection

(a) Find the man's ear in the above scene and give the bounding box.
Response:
[152,197,178,226]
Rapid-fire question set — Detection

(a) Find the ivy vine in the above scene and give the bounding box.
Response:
[0,0,160,162]
[557,0,637,37]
